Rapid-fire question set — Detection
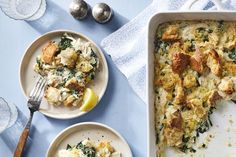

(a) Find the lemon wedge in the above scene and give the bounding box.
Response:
[80,88,99,112]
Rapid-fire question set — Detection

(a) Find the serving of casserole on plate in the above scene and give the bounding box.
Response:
[20,30,108,119]
[46,122,132,157]
[34,33,99,109]
[148,12,236,157]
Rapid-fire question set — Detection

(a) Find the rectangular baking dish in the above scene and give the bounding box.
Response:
[147,11,236,157]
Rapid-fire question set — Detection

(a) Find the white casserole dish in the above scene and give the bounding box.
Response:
[147,10,236,157]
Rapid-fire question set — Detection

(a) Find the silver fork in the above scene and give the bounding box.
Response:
[14,76,47,157]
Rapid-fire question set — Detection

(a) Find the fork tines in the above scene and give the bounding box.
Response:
[29,76,47,102]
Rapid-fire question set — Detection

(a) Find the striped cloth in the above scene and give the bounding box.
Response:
[101,0,236,102]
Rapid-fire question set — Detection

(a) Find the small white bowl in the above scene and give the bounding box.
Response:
[46,122,133,157]
[19,30,109,119]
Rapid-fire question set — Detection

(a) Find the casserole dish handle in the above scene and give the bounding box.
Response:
[181,0,224,10]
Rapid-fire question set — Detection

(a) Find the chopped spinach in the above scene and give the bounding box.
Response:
[76,142,83,149]
[196,27,206,33]
[58,36,72,50]
[208,115,213,127]
[208,29,213,33]
[196,120,210,134]
[218,20,224,32]
[66,144,72,150]
[76,142,96,157]
[90,49,97,57]
[156,133,159,144]
[88,71,95,80]
[182,136,190,143]
[178,139,196,153]
[178,144,188,153]
[71,89,79,95]
[188,40,195,52]
[185,39,195,52]
[222,47,236,63]
[228,48,236,62]
[36,57,43,70]
[202,143,206,148]
[203,35,209,42]
[190,148,196,153]
[154,38,169,53]
[196,27,209,42]
[159,124,164,131]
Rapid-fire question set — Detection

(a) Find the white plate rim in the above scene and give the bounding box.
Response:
[45,122,133,157]
[19,29,109,119]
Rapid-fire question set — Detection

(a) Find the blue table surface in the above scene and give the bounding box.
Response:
[0,0,151,156]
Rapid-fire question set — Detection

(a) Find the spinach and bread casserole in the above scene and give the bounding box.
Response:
[34,33,99,109]
[154,21,236,156]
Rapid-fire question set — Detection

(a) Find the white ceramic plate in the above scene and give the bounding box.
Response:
[46,122,133,157]
[19,30,108,119]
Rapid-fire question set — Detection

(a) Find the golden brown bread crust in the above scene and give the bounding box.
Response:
[208,90,222,105]
[219,78,235,95]
[162,25,180,41]
[171,52,190,74]
[65,78,84,91]
[170,111,183,129]
[64,95,75,106]
[207,49,222,77]
[224,61,236,75]
[41,42,58,64]
[190,48,206,74]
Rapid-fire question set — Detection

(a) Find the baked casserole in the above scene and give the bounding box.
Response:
[154,21,236,156]
[34,33,99,108]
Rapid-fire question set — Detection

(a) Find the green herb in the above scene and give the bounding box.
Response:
[197,120,210,134]
[202,143,206,148]
[208,115,213,126]
[58,36,72,50]
[218,20,224,32]
[36,57,42,70]
[223,47,229,53]
[66,144,72,150]
[188,39,195,52]
[71,89,78,95]
[76,142,96,157]
[159,124,164,131]
[228,48,236,62]
[91,60,97,68]
[193,136,197,143]
[76,72,85,80]
[88,71,95,80]
[154,38,169,53]
[203,35,209,42]
[90,49,97,57]
[182,136,190,143]
[196,27,206,33]
[208,29,213,33]
[222,47,236,63]
[179,144,188,153]
[190,148,196,153]
[196,27,209,42]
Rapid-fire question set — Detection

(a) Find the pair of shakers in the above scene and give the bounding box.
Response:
[69,0,113,23]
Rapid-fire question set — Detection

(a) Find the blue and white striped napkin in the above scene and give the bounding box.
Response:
[101,0,236,102]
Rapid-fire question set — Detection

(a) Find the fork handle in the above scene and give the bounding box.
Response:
[13,111,34,157]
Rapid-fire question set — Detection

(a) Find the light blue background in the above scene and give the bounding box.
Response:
[0,0,151,156]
